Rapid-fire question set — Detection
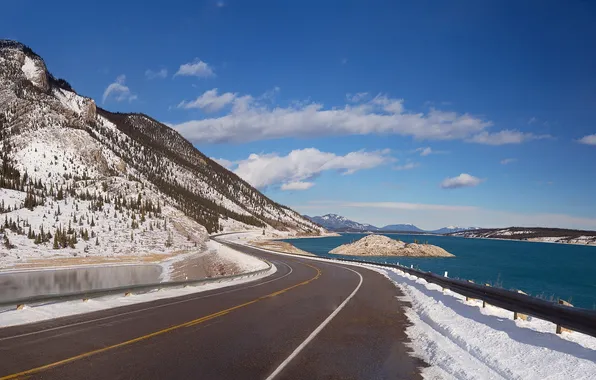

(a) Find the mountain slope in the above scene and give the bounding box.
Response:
[379,224,424,233]
[0,40,323,265]
[430,226,480,234]
[305,214,380,231]
[306,213,478,234]
[449,227,596,245]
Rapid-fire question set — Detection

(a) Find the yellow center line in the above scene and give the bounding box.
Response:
[1,263,322,380]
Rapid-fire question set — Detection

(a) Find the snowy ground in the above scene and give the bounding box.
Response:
[220,233,596,380]
[375,265,596,380]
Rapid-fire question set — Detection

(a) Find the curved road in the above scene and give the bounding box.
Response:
[0,239,424,379]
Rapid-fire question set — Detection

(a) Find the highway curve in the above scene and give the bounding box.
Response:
[0,239,425,379]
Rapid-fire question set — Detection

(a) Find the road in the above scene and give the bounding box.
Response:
[0,239,425,379]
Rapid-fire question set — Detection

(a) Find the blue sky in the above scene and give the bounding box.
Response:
[3,0,596,229]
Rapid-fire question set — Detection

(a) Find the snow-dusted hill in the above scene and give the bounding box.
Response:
[305,213,478,234]
[0,40,324,267]
[305,214,380,231]
[450,227,596,245]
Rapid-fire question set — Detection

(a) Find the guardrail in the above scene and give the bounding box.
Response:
[333,257,596,338]
[0,247,272,311]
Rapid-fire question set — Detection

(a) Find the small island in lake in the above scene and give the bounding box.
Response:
[329,234,455,257]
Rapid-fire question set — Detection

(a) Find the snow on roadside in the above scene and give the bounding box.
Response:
[374,266,596,380]
[0,262,276,328]
[207,240,269,272]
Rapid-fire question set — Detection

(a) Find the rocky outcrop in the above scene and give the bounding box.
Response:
[82,98,96,123]
[16,50,50,92]
[329,234,454,257]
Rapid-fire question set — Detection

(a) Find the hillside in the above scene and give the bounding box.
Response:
[305,214,379,231]
[0,40,324,267]
[449,227,596,246]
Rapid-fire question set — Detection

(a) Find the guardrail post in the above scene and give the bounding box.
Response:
[466,280,475,301]
[442,271,449,292]
[513,290,528,320]
[483,284,491,308]
[556,299,574,334]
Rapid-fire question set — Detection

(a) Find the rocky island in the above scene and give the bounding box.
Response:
[329,234,454,257]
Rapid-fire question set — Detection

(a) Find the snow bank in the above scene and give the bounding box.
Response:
[206,240,269,272]
[374,266,596,380]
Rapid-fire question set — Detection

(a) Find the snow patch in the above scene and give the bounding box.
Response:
[21,55,44,87]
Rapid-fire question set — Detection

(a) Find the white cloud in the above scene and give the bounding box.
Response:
[467,130,551,145]
[440,173,483,189]
[301,200,476,212]
[346,92,369,103]
[171,90,494,144]
[370,94,404,114]
[260,86,280,102]
[281,181,315,191]
[416,147,433,156]
[341,202,477,212]
[500,158,517,165]
[414,146,448,156]
[174,59,215,78]
[178,88,237,112]
[102,75,137,104]
[394,162,419,171]
[211,157,235,169]
[145,68,168,79]
[578,134,596,145]
[528,117,537,124]
[232,148,393,190]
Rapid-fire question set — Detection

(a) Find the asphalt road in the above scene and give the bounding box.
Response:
[0,239,425,379]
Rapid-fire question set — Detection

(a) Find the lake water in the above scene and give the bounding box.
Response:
[284,234,596,310]
[0,264,163,303]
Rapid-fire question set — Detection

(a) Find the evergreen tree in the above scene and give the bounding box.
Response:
[53,230,60,249]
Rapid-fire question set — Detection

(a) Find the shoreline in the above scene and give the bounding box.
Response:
[450,234,596,247]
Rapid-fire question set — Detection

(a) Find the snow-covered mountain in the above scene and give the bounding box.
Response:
[379,224,424,233]
[305,214,380,231]
[0,40,324,266]
[430,226,480,234]
[449,227,596,245]
[306,213,479,234]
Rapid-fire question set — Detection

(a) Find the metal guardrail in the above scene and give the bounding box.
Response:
[334,257,596,338]
[0,246,272,310]
[214,235,596,338]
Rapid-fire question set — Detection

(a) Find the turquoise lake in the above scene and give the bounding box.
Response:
[284,233,596,310]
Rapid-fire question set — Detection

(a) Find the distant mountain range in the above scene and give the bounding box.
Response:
[304,214,480,234]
